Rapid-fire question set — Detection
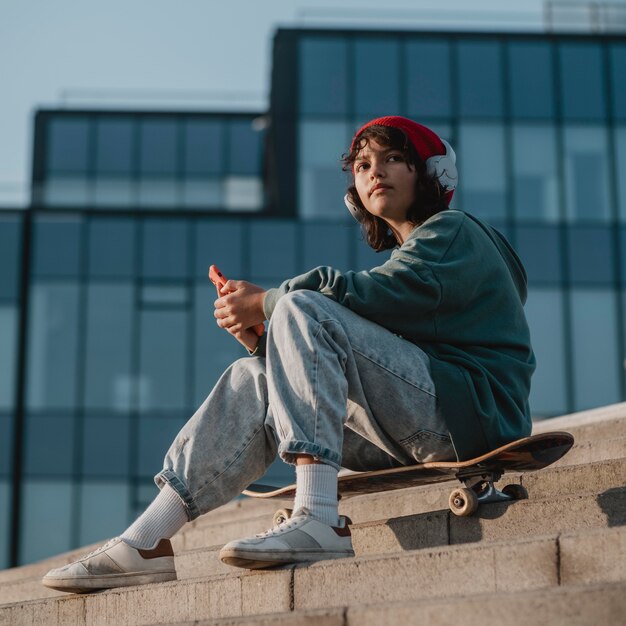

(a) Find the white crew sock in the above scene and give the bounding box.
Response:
[293,463,339,527]
[121,484,189,550]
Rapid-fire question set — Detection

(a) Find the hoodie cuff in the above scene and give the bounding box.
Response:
[263,288,282,320]
[247,333,267,357]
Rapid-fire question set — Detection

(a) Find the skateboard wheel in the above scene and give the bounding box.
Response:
[502,484,529,501]
[273,508,293,526]
[449,488,479,517]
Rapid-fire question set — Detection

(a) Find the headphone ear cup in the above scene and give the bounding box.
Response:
[344,194,364,223]
[425,139,458,192]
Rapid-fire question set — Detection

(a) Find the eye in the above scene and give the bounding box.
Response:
[355,162,369,172]
[388,154,403,162]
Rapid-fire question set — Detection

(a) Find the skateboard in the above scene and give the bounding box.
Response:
[243,431,574,522]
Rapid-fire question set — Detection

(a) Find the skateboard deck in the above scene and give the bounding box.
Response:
[243,431,574,518]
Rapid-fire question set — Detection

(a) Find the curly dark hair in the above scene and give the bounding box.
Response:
[342,125,449,251]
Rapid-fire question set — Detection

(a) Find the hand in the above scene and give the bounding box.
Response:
[214,280,266,334]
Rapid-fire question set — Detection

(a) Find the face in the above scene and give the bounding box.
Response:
[353,139,418,225]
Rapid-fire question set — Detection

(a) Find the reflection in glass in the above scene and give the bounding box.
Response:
[0,307,17,411]
[249,220,298,281]
[84,284,134,412]
[95,117,134,175]
[559,43,606,120]
[224,176,263,211]
[0,216,21,300]
[509,42,554,119]
[20,480,73,564]
[181,179,222,209]
[406,39,451,118]
[139,310,188,412]
[47,117,90,173]
[300,38,348,116]
[137,179,179,208]
[570,290,620,411]
[514,226,561,284]
[32,216,82,278]
[141,219,189,279]
[93,178,134,208]
[610,45,626,119]
[355,39,400,117]
[525,289,567,416]
[563,126,611,221]
[25,415,74,477]
[567,226,614,285]
[79,481,131,547]
[616,127,626,221]
[512,125,559,221]
[27,283,80,410]
[457,40,503,118]
[458,124,507,220]
[42,177,90,208]
[82,416,131,477]
[88,218,136,278]
[299,120,350,219]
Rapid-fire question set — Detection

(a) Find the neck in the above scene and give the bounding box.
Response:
[386,220,416,245]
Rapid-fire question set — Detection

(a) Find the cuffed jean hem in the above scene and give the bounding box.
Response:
[154,468,201,521]
[278,440,342,471]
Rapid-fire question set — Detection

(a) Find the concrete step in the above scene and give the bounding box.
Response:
[2,525,625,625]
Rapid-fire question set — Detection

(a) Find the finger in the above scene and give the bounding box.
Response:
[223,280,242,292]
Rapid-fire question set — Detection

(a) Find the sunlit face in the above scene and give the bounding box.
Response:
[353,139,418,225]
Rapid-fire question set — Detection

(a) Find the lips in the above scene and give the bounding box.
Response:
[370,183,391,196]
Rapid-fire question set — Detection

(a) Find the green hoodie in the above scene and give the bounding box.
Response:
[254,209,536,461]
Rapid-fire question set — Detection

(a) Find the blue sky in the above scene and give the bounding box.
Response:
[0,0,551,206]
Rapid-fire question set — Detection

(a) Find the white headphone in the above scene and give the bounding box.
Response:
[344,139,458,223]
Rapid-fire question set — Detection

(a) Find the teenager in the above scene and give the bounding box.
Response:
[43,116,535,592]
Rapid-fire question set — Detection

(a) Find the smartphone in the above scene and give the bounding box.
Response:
[209,265,264,337]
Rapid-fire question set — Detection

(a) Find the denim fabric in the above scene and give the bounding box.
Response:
[155,290,454,520]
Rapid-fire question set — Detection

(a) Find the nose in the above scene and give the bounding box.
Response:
[369,159,386,179]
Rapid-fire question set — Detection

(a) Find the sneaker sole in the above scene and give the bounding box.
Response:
[220,548,354,569]
[42,571,177,593]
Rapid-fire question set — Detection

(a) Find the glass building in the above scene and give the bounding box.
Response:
[1,27,626,568]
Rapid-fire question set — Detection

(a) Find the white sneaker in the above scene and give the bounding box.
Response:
[219,507,354,569]
[42,537,177,593]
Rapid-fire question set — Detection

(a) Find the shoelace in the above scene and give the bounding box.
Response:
[78,538,117,561]
[255,516,306,538]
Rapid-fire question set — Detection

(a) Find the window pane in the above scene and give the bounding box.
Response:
[512,124,560,221]
[457,40,503,118]
[249,220,298,281]
[567,226,614,285]
[25,415,74,477]
[88,218,136,278]
[514,226,562,284]
[0,307,17,411]
[95,117,134,175]
[141,219,189,279]
[224,176,263,211]
[184,119,223,176]
[610,45,626,119]
[137,179,179,208]
[0,216,22,300]
[563,126,612,221]
[355,39,401,117]
[0,415,13,476]
[560,43,606,120]
[509,41,555,119]
[299,120,350,219]
[78,481,131,546]
[570,290,620,411]
[141,285,188,306]
[227,120,262,176]
[194,220,244,280]
[139,311,188,412]
[302,223,351,272]
[458,124,507,220]
[84,284,134,412]
[27,283,80,410]
[181,178,222,209]
[32,215,82,278]
[41,177,90,208]
[616,127,626,221]
[525,289,567,416]
[139,119,178,175]
[82,417,130,477]
[47,117,90,174]
[93,178,135,208]
[406,39,452,118]
[20,480,73,564]
[137,416,184,478]
[300,38,348,115]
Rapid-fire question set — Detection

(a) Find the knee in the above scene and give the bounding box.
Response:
[225,357,267,393]
[271,290,329,324]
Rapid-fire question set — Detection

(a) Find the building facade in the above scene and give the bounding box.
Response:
[1,27,625,567]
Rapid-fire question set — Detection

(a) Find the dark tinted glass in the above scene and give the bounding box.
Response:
[46,117,90,173]
[249,220,298,281]
[610,44,626,119]
[509,41,555,118]
[184,120,223,176]
[457,40,503,118]
[0,216,22,300]
[406,40,452,118]
[139,118,178,175]
[82,416,130,477]
[95,117,134,175]
[194,220,244,280]
[355,39,401,117]
[88,218,136,278]
[137,416,184,477]
[560,43,606,120]
[514,226,562,284]
[300,38,348,115]
[228,120,262,175]
[141,219,189,279]
[32,216,82,278]
[567,226,614,285]
[0,415,12,476]
[302,223,351,272]
[25,415,74,477]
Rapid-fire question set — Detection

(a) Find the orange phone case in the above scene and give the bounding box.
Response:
[208,265,264,337]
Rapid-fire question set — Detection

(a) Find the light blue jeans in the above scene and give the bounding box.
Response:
[155,290,454,521]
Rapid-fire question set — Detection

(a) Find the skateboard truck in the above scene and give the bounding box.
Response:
[448,466,528,516]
